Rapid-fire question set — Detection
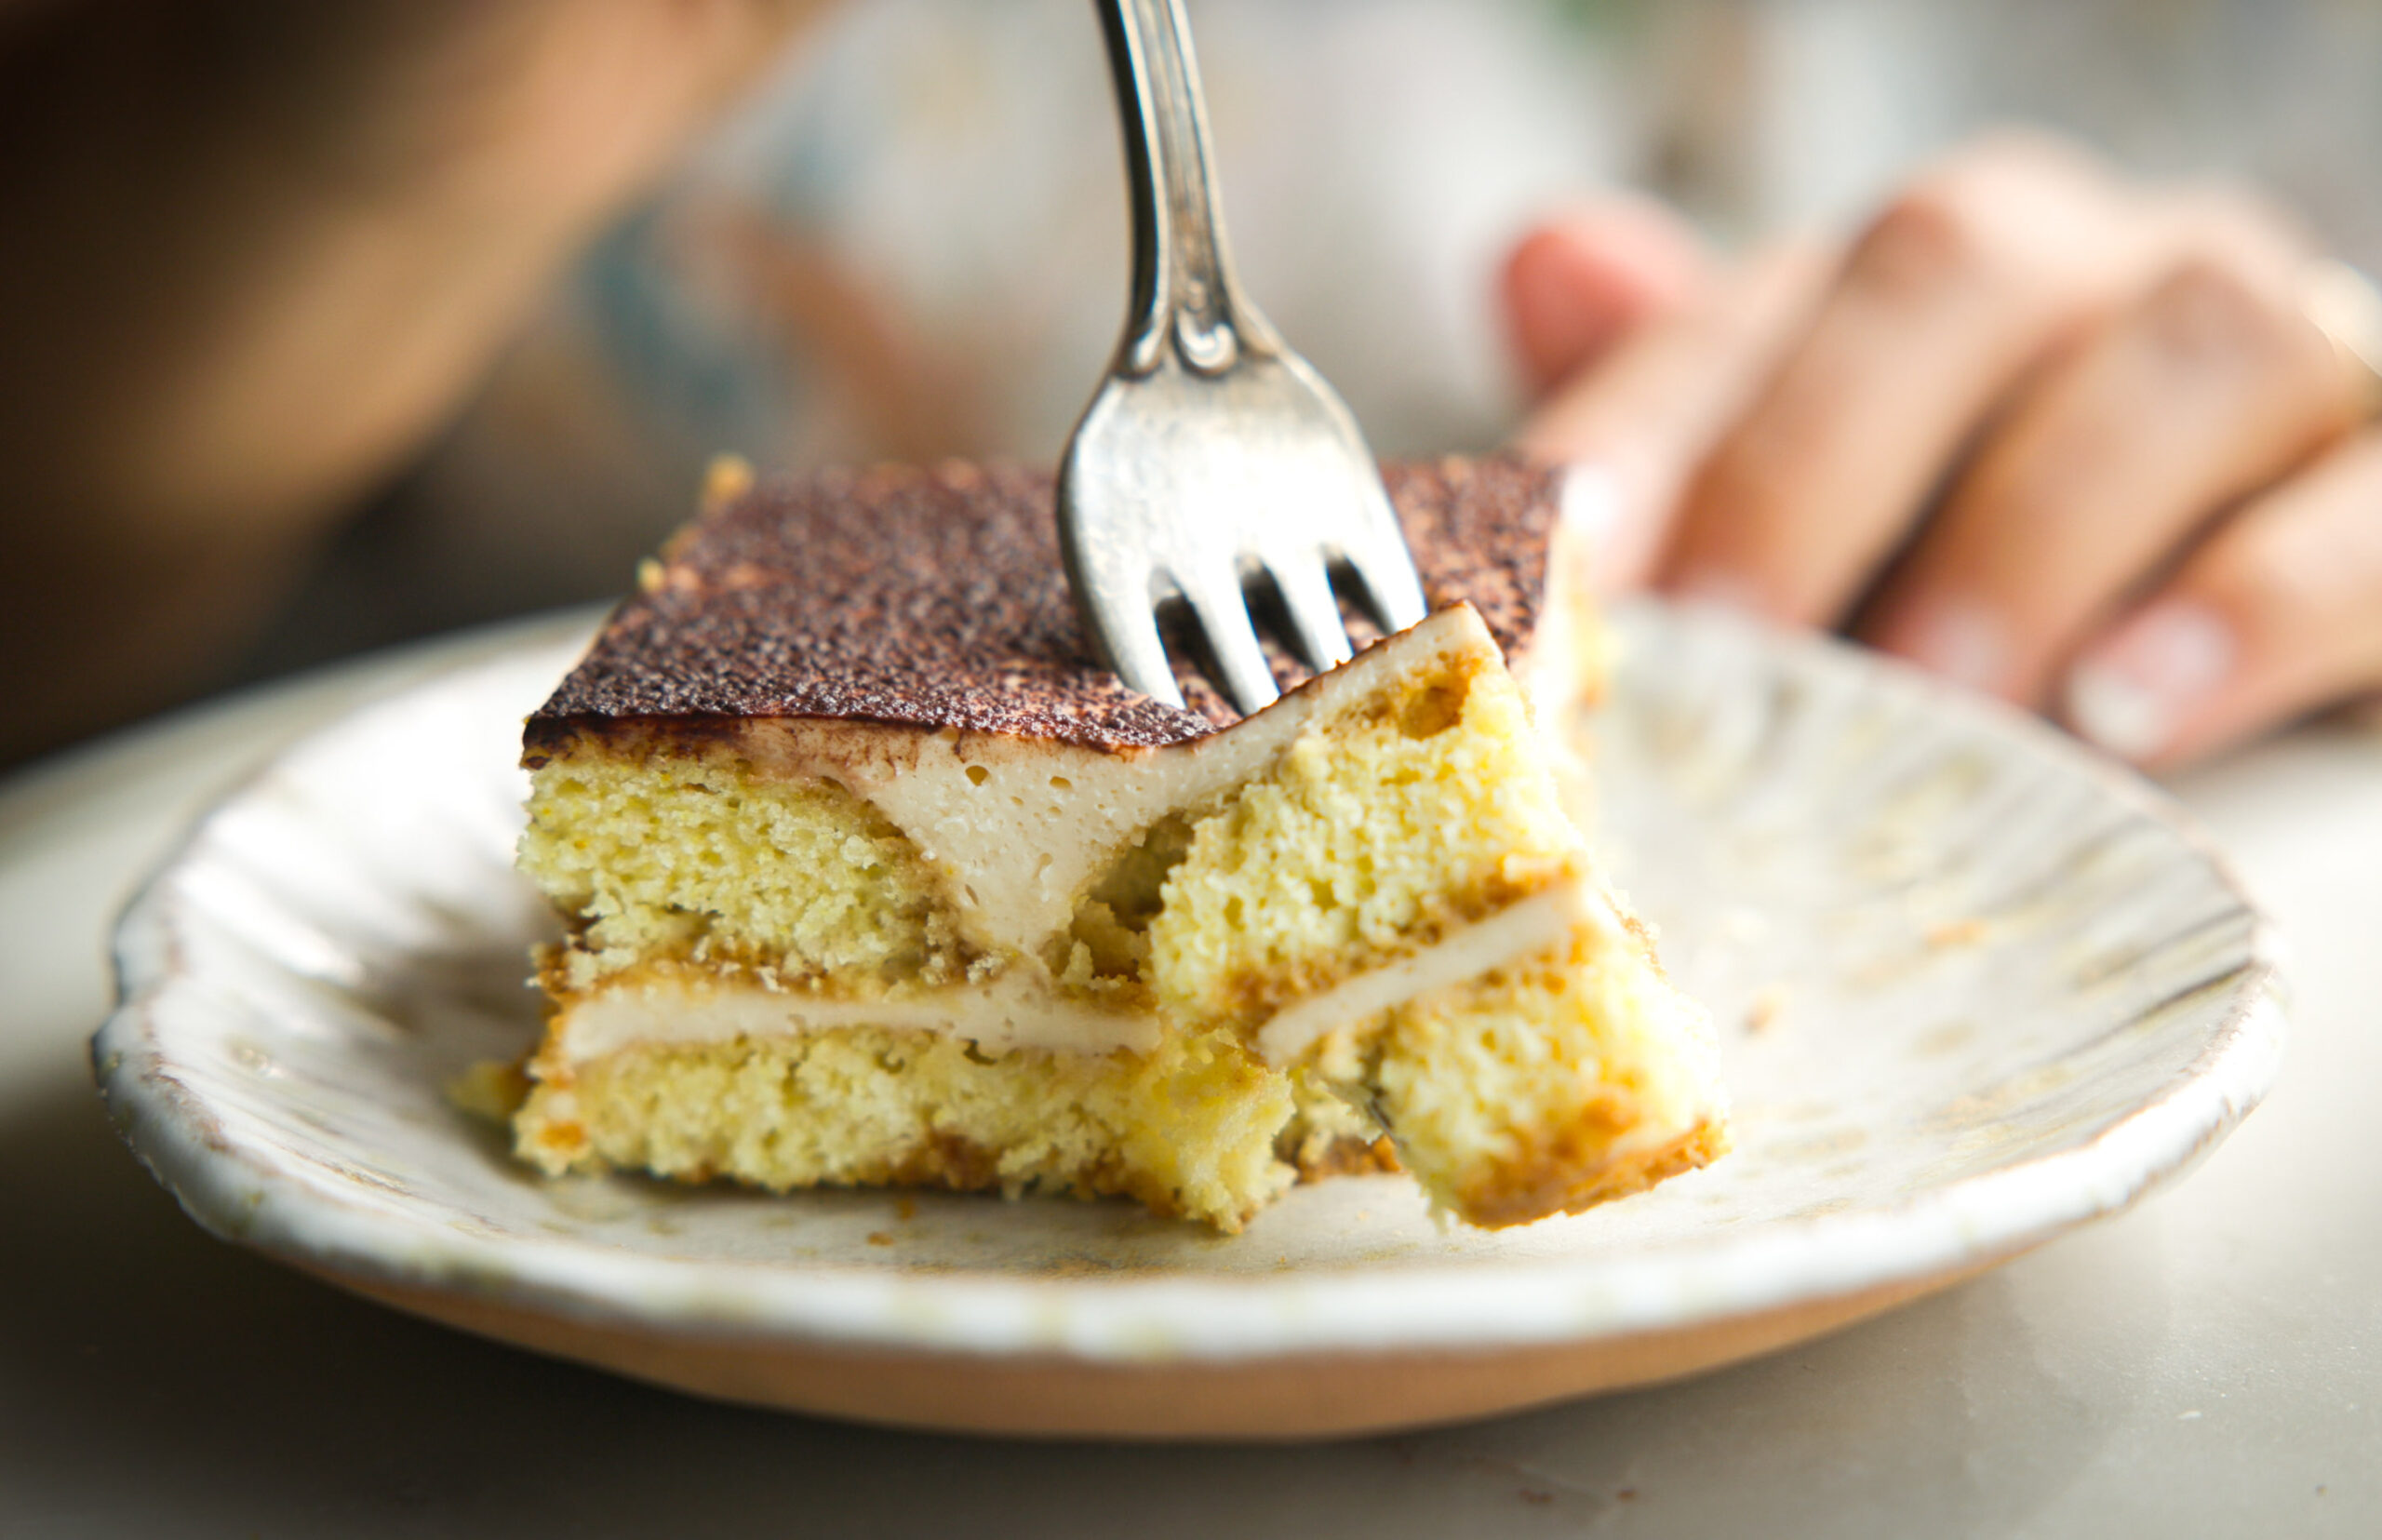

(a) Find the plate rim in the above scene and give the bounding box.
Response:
[92,603,2290,1366]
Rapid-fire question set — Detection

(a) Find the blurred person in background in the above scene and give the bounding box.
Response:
[3,0,2378,771]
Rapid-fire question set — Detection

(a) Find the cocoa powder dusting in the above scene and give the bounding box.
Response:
[529,456,1561,754]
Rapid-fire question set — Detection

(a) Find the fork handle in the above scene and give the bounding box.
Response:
[1097,0,1275,378]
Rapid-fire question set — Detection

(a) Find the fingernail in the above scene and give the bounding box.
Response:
[1556,463,1640,594]
[1667,567,1768,617]
[1557,462,1624,559]
[2065,604,2237,761]
[1899,600,2014,694]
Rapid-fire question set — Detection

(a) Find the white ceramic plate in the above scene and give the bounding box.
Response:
[94,602,2285,1439]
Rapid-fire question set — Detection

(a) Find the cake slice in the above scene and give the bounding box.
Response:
[513,456,1725,1231]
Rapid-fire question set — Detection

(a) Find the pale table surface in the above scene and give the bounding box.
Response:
[2,615,2375,1538]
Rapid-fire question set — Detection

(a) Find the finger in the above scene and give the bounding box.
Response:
[2061,430,2382,769]
[1860,222,2355,704]
[1512,242,1827,591]
[1502,196,1714,398]
[1657,133,2165,625]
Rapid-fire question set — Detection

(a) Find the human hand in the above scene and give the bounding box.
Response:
[1505,134,2382,770]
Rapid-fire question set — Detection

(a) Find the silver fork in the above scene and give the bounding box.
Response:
[1058,0,1429,716]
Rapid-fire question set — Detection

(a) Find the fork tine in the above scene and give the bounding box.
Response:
[1268,553,1354,674]
[1182,566,1281,716]
[1082,569,1187,709]
[1340,524,1431,636]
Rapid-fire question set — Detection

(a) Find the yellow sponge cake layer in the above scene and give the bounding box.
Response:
[517,1024,1295,1233]
[521,750,966,991]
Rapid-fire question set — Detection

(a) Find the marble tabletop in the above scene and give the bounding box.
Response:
[3,613,2375,1538]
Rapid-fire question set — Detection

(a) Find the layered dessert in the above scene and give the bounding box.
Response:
[512,456,1725,1231]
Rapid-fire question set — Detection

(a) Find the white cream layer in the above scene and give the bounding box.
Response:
[555,966,1159,1061]
[554,876,1624,1070]
[1253,876,1622,1065]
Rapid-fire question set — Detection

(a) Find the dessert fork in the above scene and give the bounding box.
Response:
[1058,0,1428,716]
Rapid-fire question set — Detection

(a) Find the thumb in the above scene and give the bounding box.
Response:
[1513,239,1828,592]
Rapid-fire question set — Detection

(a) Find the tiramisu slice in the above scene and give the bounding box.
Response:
[513,457,1725,1231]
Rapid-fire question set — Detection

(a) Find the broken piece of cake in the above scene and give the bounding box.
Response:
[512,456,1726,1232]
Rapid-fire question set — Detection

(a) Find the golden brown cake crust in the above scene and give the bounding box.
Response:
[1456,1119,1733,1230]
[525,455,1564,759]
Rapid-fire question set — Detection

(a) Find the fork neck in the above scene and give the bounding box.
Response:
[1097,0,1274,378]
